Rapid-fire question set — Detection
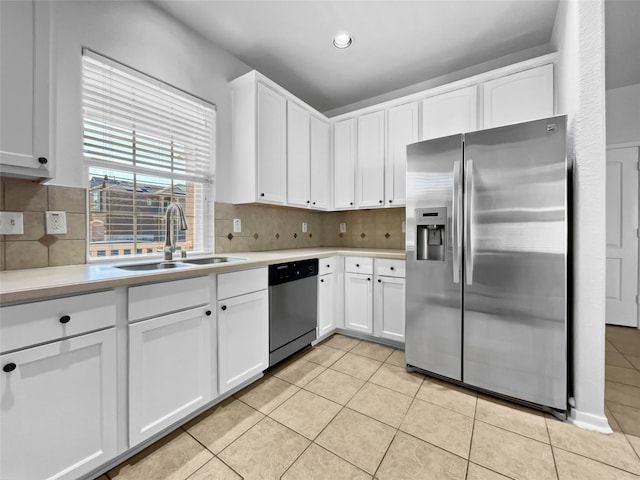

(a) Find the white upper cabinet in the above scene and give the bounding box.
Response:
[421,85,478,140]
[483,64,554,128]
[334,118,357,209]
[310,116,332,210]
[0,0,52,180]
[287,101,311,207]
[257,83,287,203]
[356,110,386,208]
[386,102,419,206]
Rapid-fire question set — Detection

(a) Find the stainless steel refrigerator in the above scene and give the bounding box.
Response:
[405,115,568,411]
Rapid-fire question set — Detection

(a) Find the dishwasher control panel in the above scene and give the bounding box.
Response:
[268,258,318,285]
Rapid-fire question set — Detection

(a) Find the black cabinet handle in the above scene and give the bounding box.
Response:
[367,277,371,281]
[205,310,212,316]
[3,363,16,373]
[59,315,71,324]
[326,264,330,268]
[307,200,310,203]
[389,200,393,203]
[320,279,324,283]
[350,202,353,206]
[38,157,48,165]
[221,305,227,311]
[260,193,265,197]
[379,200,383,204]
[390,267,395,271]
[356,264,360,267]
[378,279,381,283]
[312,202,316,205]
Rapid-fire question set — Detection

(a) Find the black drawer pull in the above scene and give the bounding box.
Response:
[367,277,371,281]
[59,315,71,324]
[326,264,330,268]
[389,200,393,203]
[221,305,227,311]
[390,267,395,271]
[38,157,48,165]
[350,202,353,206]
[356,264,360,267]
[379,200,383,204]
[260,193,265,197]
[320,279,324,283]
[205,310,212,316]
[3,363,16,373]
[378,279,381,283]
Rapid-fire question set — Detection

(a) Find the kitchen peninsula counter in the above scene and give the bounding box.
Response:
[0,248,405,304]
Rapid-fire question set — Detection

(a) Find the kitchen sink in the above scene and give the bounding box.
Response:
[115,261,193,271]
[182,256,246,265]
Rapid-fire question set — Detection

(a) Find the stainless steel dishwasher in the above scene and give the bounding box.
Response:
[268,258,318,366]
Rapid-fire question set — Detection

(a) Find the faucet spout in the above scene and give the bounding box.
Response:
[164,202,188,261]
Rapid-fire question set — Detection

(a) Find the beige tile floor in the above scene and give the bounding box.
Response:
[102,327,640,480]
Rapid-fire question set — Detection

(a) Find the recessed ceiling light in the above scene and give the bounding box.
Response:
[333,32,353,49]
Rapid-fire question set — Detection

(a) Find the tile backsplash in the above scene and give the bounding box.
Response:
[0,180,87,270]
[0,181,405,271]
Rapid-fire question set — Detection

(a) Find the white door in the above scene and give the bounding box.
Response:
[356,110,386,208]
[606,146,639,327]
[129,307,213,446]
[310,116,331,210]
[387,102,419,206]
[421,85,478,140]
[374,276,406,342]
[257,83,287,204]
[318,273,336,338]
[287,101,311,207]
[334,118,356,209]
[218,289,269,394]
[344,272,373,334]
[1,329,117,480]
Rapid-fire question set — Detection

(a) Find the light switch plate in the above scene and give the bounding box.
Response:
[302,222,308,233]
[46,211,67,234]
[233,218,241,233]
[0,212,24,235]
[339,223,347,233]
[402,221,406,233]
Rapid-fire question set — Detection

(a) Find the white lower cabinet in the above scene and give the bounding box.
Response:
[374,275,406,342]
[129,307,213,446]
[344,272,374,334]
[318,272,337,338]
[218,289,269,394]
[0,328,117,480]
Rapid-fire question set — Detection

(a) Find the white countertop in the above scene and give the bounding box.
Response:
[0,248,405,304]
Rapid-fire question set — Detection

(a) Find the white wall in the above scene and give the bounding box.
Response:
[552,0,609,432]
[50,0,251,202]
[607,83,640,145]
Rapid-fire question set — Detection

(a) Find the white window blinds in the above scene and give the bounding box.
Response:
[82,50,215,259]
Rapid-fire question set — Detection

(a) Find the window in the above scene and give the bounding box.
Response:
[82,49,215,259]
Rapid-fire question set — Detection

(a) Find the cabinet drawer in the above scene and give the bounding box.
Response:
[1,290,116,353]
[319,257,337,275]
[375,259,406,278]
[129,276,210,322]
[218,267,268,300]
[344,256,373,275]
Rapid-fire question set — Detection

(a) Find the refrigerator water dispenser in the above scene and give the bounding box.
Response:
[416,207,446,261]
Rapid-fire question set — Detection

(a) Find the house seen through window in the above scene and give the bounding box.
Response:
[82,50,215,259]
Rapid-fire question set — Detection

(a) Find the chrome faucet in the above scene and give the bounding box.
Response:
[164,202,188,261]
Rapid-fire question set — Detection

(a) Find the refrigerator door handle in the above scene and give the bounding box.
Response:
[452,160,462,284]
[464,159,474,285]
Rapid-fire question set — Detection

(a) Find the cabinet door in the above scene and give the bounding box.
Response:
[421,85,478,140]
[1,329,117,480]
[310,116,332,210]
[0,0,51,178]
[356,110,385,208]
[334,118,356,209]
[129,307,212,446]
[483,64,554,128]
[374,276,406,342]
[386,102,418,206]
[287,101,311,207]
[257,83,287,204]
[318,273,336,338]
[344,272,373,334]
[218,289,269,394]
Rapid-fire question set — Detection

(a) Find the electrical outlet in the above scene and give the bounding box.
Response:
[46,211,67,234]
[233,218,241,233]
[0,212,24,235]
[302,222,308,233]
[339,223,346,233]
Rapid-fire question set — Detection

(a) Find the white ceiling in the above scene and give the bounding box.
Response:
[153,0,639,113]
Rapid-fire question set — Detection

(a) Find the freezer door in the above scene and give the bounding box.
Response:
[406,135,463,381]
[462,116,567,409]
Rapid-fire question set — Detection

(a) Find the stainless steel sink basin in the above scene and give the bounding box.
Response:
[182,256,246,265]
[115,261,193,271]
